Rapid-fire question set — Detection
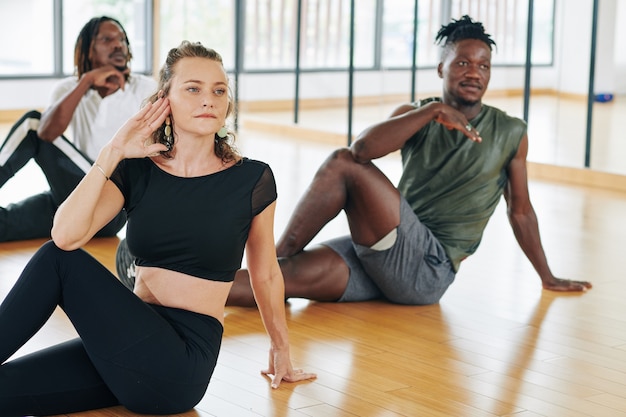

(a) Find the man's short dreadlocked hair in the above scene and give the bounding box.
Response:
[435,15,496,51]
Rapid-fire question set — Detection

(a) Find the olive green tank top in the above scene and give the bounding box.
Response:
[397,98,526,271]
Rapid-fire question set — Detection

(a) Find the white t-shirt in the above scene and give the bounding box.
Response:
[48,73,157,160]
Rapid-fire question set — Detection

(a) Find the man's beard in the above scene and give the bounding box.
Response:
[457,96,480,107]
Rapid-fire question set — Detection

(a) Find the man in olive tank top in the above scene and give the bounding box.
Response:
[204,16,592,305]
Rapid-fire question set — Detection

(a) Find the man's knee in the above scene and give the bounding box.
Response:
[328,148,356,165]
[318,148,361,176]
[13,110,42,128]
[22,110,42,120]
[3,110,42,143]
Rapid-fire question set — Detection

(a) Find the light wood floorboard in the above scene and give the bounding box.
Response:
[1,106,626,416]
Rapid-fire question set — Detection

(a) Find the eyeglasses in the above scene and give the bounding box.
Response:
[95,35,128,45]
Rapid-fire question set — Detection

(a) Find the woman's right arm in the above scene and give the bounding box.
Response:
[51,98,170,250]
[51,147,125,250]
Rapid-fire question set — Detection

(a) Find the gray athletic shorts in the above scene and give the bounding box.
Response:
[322,196,455,305]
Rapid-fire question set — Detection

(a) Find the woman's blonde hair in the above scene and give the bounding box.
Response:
[147,41,239,162]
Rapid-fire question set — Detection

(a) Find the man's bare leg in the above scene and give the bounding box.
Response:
[277,148,401,256]
[227,246,348,306]
[227,148,401,307]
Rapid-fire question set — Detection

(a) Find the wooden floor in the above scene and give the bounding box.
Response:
[2,107,626,416]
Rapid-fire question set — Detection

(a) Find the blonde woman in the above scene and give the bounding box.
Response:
[0,41,315,416]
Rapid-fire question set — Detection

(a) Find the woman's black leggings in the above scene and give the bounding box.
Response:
[0,241,223,416]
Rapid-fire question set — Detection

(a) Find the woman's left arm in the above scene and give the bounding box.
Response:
[245,201,317,388]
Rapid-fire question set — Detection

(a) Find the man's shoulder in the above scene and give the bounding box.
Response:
[49,76,80,101]
[126,73,158,98]
[481,104,527,145]
[128,73,157,88]
[52,75,79,90]
[411,97,442,108]
[483,103,525,125]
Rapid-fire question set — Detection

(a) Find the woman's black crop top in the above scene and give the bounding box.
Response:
[110,157,277,282]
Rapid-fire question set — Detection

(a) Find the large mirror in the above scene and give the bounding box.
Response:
[1,0,624,177]
[528,0,625,177]
[589,0,625,176]
[235,0,626,177]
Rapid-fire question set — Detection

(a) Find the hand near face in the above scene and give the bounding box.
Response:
[86,65,130,97]
[109,97,171,159]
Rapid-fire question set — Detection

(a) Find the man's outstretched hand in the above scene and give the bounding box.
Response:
[542,277,593,292]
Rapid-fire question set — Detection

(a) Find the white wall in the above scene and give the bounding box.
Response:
[552,0,593,95]
[614,0,626,93]
[0,79,57,110]
[594,0,617,93]
[0,66,559,112]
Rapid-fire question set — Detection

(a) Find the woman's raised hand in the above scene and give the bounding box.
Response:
[109,97,171,159]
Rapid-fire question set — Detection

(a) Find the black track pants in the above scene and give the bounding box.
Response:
[0,111,126,241]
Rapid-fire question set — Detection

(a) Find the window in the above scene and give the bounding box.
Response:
[243,0,298,69]
[240,0,554,71]
[0,0,150,78]
[449,0,554,65]
[0,0,54,76]
[242,0,377,70]
[157,0,235,70]
[381,0,443,68]
[0,0,555,78]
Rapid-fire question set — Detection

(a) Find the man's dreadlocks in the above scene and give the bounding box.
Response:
[435,15,496,51]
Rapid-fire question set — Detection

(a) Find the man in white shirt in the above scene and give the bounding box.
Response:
[0,16,156,241]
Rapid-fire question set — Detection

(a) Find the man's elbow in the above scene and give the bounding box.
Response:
[37,127,58,142]
[36,113,64,142]
[349,139,371,164]
[507,205,533,226]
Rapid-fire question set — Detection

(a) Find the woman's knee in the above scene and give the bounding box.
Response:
[34,240,65,259]
[30,240,85,270]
